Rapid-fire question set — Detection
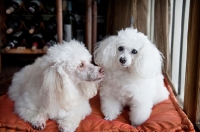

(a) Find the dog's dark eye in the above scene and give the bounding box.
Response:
[132,49,137,54]
[79,63,84,68]
[118,46,124,51]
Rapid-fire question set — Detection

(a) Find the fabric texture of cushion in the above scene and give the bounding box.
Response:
[0,78,195,132]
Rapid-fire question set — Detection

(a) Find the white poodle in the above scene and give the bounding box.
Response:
[94,27,169,126]
[8,40,104,132]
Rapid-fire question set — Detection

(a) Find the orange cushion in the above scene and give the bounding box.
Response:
[0,78,195,132]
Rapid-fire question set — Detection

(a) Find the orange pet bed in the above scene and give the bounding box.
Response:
[0,78,195,132]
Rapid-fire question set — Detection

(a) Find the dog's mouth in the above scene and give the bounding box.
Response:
[121,64,129,67]
[92,77,104,82]
[86,77,104,82]
[120,63,131,68]
[118,61,130,68]
[119,66,132,73]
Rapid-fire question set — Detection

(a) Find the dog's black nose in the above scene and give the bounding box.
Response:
[119,57,127,64]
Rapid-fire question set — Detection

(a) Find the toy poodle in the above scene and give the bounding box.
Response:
[8,40,104,132]
[94,27,169,126]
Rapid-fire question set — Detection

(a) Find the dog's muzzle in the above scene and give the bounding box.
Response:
[87,67,104,82]
[95,67,104,81]
[119,57,127,64]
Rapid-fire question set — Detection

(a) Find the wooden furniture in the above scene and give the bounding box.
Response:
[0,0,56,72]
[0,0,98,72]
[86,0,97,54]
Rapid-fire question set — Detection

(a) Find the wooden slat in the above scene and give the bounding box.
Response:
[132,0,137,28]
[92,0,97,54]
[86,0,92,53]
[56,0,63,43]
[1,49,46,54]
[183,0,200,124]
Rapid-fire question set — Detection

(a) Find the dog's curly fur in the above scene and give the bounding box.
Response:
[94,27,169,126]
[8,40,104,132]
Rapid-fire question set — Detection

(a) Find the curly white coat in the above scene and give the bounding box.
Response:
[8,40,104,132]
[94,27,169,126]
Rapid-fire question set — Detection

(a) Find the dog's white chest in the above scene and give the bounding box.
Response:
[102,80,134,104]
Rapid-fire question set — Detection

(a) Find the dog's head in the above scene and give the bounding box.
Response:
[46,40,104,83]
[41,40,104,107]
[94,27,163,78]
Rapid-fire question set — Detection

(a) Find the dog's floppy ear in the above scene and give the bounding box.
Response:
[94,36,117,68]
[134,41,163,78]
[41,64,78,109]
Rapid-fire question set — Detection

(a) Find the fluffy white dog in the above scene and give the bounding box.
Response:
[8,40,104,132]
[94,27,169,126]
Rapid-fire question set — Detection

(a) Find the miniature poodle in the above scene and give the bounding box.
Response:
[94,27,169,126]
[8,40,104,132]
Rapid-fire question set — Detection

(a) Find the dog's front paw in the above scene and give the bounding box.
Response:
[59,127,73,132]
[30,114,47,131]
[104,117,113,121]
[58,124,78,132]
[103,111,120,121]
[32,121,46,131]
[104,115,117,121]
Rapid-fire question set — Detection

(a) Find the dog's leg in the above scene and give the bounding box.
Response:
[100,95,123,120]
[14,99,47,130]
[57,101,91,132]
[129,103,152,126]
[29,113,47,130]
[17,109,47,130]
